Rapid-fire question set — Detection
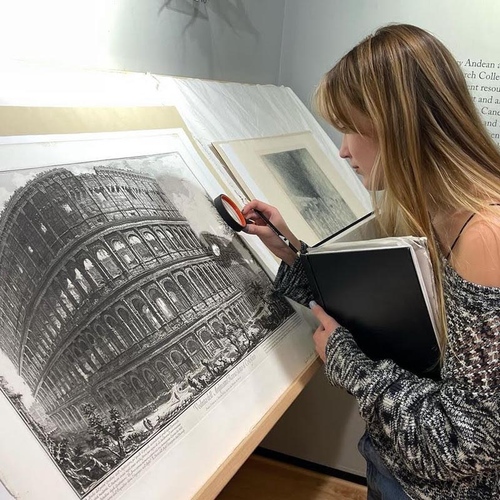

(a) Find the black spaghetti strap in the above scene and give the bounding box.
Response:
[445,213,476,260]
[445,204,500,259]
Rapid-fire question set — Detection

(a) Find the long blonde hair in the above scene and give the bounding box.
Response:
[315,23,500,354]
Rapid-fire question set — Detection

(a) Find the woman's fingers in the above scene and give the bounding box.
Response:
[241,200,300,265]
[242,199,275,217]
[309,301,341,333]
[243,222,272,237]
[244,210,267,226]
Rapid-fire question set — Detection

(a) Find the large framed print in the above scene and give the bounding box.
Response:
[212,132,369,246]
[0,128,317,500]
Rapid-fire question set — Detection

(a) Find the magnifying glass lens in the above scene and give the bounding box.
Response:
[222,199,243,224]
[213,194,247,231]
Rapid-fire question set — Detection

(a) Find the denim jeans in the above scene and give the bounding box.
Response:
[358,432,411,500]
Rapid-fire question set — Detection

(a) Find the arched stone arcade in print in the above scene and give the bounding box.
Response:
[0,165,278,436]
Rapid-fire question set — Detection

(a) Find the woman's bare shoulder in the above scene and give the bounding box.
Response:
[452,207,500,288]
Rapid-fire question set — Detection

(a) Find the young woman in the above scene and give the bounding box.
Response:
[242,24,500,500]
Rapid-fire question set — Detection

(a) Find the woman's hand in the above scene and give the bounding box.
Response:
[241,199,301,265]
[309,301,341,362]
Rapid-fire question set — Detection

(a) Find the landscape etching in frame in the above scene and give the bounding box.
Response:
[0,128,316,500]
[212,132,369,246]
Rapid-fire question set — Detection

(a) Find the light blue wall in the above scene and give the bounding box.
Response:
[279,0,500,147]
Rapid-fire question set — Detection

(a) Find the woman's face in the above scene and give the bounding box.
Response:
[338,113,380,190]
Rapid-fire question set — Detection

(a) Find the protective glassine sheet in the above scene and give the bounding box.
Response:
[156,76,372,211]
[0,62,370,210]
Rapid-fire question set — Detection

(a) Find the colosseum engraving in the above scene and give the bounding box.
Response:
[0,157,294,495]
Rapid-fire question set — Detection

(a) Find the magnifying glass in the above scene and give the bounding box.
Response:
[213,194,248,231]
[213,194,300,255]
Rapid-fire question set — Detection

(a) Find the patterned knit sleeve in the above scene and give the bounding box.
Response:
[324,312,500,482]
[273,241,315,306]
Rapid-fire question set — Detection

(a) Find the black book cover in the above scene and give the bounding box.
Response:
[301,246,440,379]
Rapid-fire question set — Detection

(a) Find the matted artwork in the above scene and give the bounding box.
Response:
[0,129,316,500]
[212,132,369,246]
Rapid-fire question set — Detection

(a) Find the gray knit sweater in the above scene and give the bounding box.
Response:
[274,248,500,500]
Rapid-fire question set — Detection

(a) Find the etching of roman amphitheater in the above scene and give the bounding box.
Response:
[0,165,290,439]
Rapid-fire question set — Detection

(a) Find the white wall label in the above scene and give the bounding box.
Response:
[459,58,500,146]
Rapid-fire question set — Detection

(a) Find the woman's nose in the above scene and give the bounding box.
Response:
[339,135,350,159]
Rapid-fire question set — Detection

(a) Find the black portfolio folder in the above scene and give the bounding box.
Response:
[301,245,441,379]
